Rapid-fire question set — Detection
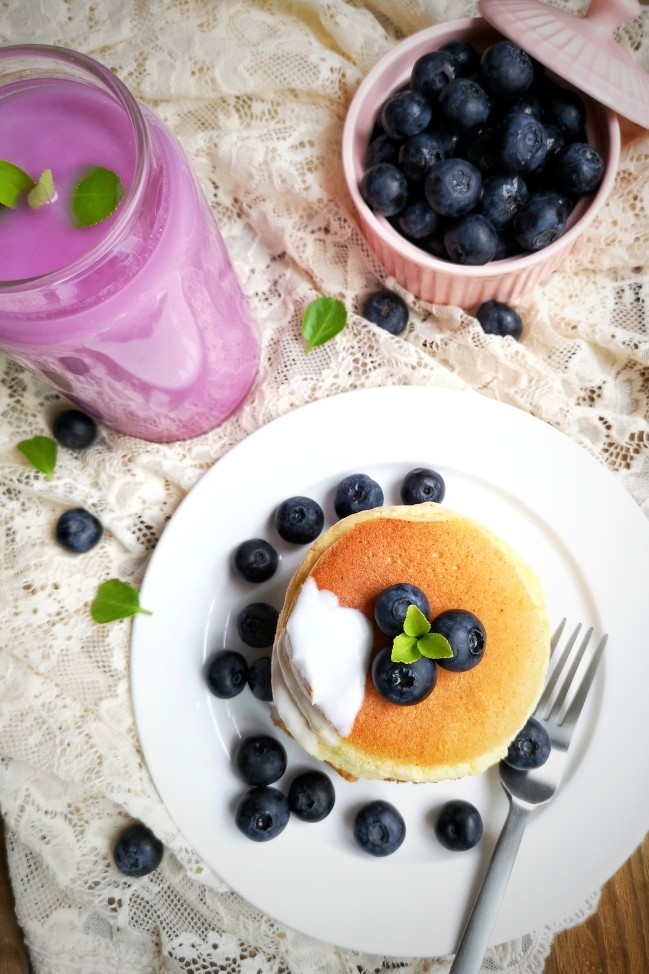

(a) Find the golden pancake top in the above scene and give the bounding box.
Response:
[273,503,550,782]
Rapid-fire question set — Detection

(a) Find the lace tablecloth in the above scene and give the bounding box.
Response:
[1,1,648,972]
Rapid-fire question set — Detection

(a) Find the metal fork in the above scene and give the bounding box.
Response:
[449,620,608,974]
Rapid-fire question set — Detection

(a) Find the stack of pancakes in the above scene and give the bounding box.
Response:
[271,503,550,783]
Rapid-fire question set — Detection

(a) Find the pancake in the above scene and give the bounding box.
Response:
[271,503,550,783]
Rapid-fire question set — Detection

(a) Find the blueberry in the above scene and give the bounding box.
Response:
[55,507,103,553]
[426,121,460,158]
[438,77,491,132]
[410,50,456,99]
[353,800,406,856]
[553,142,604,196]
[287,770,336,822]
[362,289,409,335]
[432,609,486,671]
[444,214,498,266]
[372,646,437,705]
[234,734,287,786]
[334,473,383,518]
[248,655,273,701]
[275,495,324,544]
[380,89,432,139]
[366,132,399,167]
[233,538,279,582]
[236,602,279,648]
[52,408,97,450]
[206,649,249,698]
[374,582,430,636]
[439,40,480,77]
[513,190,572,251]
[495,112,548,173]
[435,800,483,851]
[235,786,290,842]
[480,41,534,101]
[543,83,587,137]
[479,173,530,230]
[398,132,445,185]
[425,158,482,218]
[503,716,551,770]
[360,163,408,216]
[476,300,523,340]
[398,200,439,240]
[400,466,446,505]
[112,822,163,876]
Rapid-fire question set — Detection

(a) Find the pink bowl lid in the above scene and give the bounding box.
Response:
[478,0,649,129]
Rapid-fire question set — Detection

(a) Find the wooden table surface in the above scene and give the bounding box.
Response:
[0,817,647,973]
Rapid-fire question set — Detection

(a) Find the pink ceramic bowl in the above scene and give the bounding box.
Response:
[342,18,620,308]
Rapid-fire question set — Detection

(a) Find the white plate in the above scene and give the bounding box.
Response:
[131,387,649,958]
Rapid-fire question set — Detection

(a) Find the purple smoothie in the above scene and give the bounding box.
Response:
[0,49,259,442]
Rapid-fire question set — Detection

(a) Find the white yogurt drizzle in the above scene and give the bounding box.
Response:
[284,577,374,738]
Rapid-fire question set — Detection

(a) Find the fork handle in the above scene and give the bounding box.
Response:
[449,801,532,974]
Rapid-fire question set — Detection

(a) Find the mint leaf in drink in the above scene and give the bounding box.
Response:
[91,578,153,624]
[301,296,347,353]
[27,168,56,209]
[71,166,124,228]
[0,160,35,208]
[16,435,58,480]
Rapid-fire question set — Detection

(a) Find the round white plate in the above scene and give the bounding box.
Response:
[131,386,649,958]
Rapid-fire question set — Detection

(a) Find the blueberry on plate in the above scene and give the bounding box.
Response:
[234,734,287,786]
[503,716,551,770]
[233,538,279,582]
[425,157,482,218]
[275,495,324,544]
[206,649,249,698]
[433,609,486,671]
[362,290,409,336]
[287,770,336,822]
[248,655,273,701]
[374,582,430,637]
[55,507,103,553]
[380,89,432,140]
[112,822,164,876]
[410,49,456,99]
[444,214,498,266]
[372,646,438,705]
[553,142,604,196]
[438,77,491,132]
[401,466,446,505]
[476,300,523,340]
[360,163,408,217]
[236,602,279,648]
[353,799,406,856]
[435,799,483,851]
[480,41,534,102]
[52,408,98,450]
[334,473,384,518]
[235,786,290,842]
[513,190,572,252]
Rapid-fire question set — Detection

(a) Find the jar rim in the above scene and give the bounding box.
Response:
[0,43,150,290]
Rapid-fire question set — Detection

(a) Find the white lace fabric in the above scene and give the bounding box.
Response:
[1,0,648,971]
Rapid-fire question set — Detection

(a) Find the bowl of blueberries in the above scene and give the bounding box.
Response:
[342,16,620,308]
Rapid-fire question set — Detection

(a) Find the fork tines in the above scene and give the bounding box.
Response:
[537,619,608,729]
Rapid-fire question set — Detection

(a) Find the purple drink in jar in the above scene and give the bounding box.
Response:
[0,45,260,442]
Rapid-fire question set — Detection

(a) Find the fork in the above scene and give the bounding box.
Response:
[449,620,608,974]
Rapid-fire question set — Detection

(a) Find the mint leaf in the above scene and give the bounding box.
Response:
[91,579,152,624]
[17,435,57,480]
[301,296,347,353]
[403,603,431,638]
[27,168,56,209]
[71,166,124,228]
[418,632,453,660]
[0,160,35,208]
[391,633,421,664]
